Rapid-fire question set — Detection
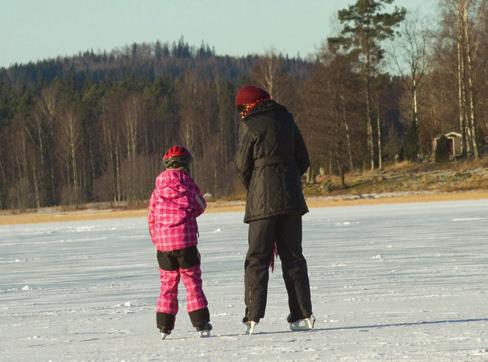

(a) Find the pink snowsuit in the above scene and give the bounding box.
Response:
[148,168,208,319]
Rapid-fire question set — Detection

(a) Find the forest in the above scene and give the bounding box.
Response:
[0,0,487,210]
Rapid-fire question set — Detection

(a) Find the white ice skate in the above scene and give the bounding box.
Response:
[244,321,258,335]
[161,332,170,340]
[289,315,315,331]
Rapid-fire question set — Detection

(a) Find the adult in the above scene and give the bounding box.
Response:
[234,85,314,333]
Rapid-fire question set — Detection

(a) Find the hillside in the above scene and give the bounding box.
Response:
[305,159,488,197]
[1,35,487,212]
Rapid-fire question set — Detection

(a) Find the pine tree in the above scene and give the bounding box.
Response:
[328,0,406,170]
[403,120,420,161]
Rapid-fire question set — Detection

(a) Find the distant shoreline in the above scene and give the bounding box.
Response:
[1,190,487,226]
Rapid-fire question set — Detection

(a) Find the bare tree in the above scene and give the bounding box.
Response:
[339,92,355,171]
[5,118,34,209]
[302,50,363,181]
[32,84,62,204]
[392,14,429,127]
[447,0,482,158]
[56,105,83,205]
[120,92,153,201]
[461,0,481,158]
[250,50,283,101]
[99,92,124,202]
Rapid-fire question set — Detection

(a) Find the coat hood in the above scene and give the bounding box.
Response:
[244,99,287,119]
[156,168,192,200]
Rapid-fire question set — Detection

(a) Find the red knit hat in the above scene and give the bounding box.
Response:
[163,145,192,160]
[235,85,271,106]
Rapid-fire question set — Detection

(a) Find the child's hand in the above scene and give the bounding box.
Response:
[203,192,212,200]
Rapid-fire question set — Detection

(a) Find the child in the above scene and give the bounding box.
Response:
[148,145,212,339]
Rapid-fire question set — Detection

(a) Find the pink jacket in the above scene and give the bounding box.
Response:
[148,168,206,252]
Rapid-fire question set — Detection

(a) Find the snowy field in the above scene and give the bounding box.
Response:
[1,200,488,361]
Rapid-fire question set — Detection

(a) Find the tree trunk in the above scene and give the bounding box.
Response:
[412,78,419,127]
[124,95,140,201]
[115,139,121,202]
[329,151,333,175]
[306,167,313,184]
[463,3,479,159]
[411,81,420,158]
[50,164,55,205]
[340,93,354,172]
[35,116,46,206]
[19,130,29,208]
[89,139,95,192]
[32,159,41,209]
[0,159,6,209]
[104,123,116,202]
[457,11,468,157]
[365,44,375,170]
[376,110,382,169]
[70,117,79,204]
[65,158,71,194]
[340,165,346,188]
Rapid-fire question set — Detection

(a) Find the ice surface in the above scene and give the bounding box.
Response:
[1,200,488,361]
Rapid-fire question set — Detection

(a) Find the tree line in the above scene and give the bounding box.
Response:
[0,0,487,210]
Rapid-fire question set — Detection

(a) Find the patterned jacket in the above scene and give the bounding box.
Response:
[148,168,206,252]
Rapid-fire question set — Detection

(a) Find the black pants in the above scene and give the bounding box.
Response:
[244,213,312,322]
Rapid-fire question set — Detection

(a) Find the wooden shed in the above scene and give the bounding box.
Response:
[432,132,463,158]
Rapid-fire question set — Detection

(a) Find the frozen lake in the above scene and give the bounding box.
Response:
[1,200,488,361]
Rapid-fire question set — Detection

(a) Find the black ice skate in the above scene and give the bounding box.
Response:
[196,322,213,338]
[160,327,172,340]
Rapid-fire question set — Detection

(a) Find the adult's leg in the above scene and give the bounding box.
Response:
[275,213,312,322]
[244,217,276,322]
[156,251,180,331]
[177,246,210,328]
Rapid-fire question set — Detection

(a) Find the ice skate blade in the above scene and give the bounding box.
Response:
[161,333,170,340]
[289,315,315,331]
[244,321,257,335]
[200,330,211,338]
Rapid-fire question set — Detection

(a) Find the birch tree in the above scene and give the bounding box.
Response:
[99,91,124,202]
[391,14,429,158]
[447,0,482,159]
[57,105,83,205]
[250,51,284,101]
[31,84,62,205]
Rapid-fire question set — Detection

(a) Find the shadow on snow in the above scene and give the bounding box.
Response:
[212,317,488,338]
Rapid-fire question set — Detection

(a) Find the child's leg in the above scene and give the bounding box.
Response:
[176,246,210,328]
[156,251,180,332]
[180,264,209,326]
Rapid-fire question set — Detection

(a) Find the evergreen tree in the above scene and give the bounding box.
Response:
[403,120,420,161]
[328,0,406,170]
[154,40,163,62]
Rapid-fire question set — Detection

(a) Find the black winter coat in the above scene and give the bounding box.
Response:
[235,100,309,223]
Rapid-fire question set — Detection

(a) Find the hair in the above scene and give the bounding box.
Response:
[163,155,192,171]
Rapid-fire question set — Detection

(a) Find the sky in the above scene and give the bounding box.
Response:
[1,0,437,68]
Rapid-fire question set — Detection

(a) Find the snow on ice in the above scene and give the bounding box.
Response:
[0,200,488,361]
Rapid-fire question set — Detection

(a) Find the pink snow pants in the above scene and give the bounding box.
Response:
[156,264,208,314]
